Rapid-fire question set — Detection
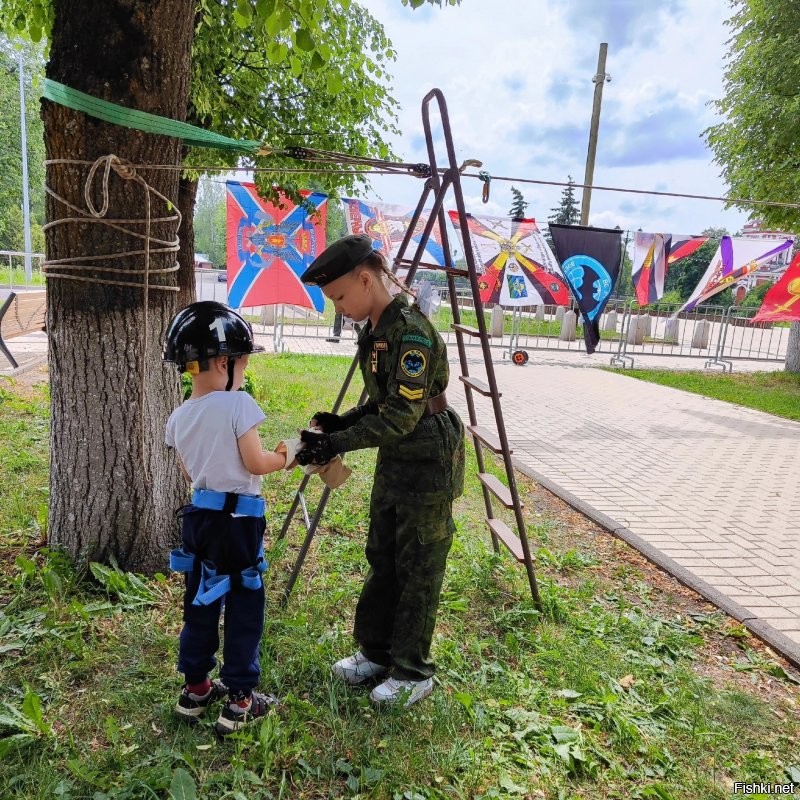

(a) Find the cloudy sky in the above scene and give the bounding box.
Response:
[359,0,751,239]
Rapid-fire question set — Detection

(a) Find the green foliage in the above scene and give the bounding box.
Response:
[180,368,261,400]
[192,179,226,267]
[508,186,529,219]
[548,175,581,227]
[0,37,46,252]
[608,368,800,421]
[740,279,772,308]
[186,0,401,207]
[705,0,800,231]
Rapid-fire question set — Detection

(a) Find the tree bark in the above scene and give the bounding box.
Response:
[44,0,194,573]
[786,322,800,373]
[177,174,198,308]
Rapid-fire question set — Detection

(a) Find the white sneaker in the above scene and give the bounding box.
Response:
[332,652,389,685]
[369,677,434,707]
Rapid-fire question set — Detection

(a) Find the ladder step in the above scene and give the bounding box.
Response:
[467,425,511,454]
[459,375,499,397]
[452,323,490,338]
[478,473,521,509]
[443,267,470,277]
[487,518,526,562]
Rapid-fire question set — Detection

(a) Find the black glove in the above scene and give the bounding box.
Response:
[298,429,336,465]
[310,411,347,433]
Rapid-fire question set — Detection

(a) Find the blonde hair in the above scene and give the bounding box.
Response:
[358,250,415,299]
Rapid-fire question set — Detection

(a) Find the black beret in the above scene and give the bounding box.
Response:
[301,234,376,286]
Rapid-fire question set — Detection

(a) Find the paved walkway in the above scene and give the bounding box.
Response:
[3,330,799,666]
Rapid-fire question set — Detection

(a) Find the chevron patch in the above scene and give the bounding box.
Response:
[398,384,425,401]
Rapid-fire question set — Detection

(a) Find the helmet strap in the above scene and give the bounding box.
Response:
[225,356,237,391]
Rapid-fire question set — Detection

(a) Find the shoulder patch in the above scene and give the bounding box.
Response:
[402,332,433,349]
[396,342,430,386]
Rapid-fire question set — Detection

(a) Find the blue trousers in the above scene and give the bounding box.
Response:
[177,507,266,694]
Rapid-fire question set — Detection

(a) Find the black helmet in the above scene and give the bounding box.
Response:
[163,301,264,372]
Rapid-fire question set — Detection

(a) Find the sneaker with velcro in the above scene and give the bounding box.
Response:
[331,651,389,685]
[214,690,279,735]
[175,679,227,721]
[369,677,434,707]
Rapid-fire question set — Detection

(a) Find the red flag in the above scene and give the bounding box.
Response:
[226,182,327,311]
[751,252,800,323]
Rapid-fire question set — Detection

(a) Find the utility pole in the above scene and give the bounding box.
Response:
[580,43,611,227]
[18,48,33,282]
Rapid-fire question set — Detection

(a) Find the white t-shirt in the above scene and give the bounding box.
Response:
[165,390,266,496]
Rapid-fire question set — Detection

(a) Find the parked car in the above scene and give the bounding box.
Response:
[217,270,227,282]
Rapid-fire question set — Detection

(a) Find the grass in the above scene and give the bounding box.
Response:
[605,369,800,422]
[0,268,46,288]
[1,358,799,799]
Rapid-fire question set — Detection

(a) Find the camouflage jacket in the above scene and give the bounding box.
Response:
[330,295,464,500]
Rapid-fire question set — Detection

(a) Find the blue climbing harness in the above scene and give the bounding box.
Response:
[170,489,268,606]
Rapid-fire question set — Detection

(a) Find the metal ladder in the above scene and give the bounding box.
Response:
[278,88,541,609]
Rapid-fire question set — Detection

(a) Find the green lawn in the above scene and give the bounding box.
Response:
[1,359,799,799]
[606,369,800,422]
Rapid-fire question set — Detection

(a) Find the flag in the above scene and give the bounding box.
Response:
[226,182,327,311]
[675,236,793,315]
[751,251,800,323]
[447,212,570,307]
[632,232,671,305]
[342,198,446,266]
[668,235,708,264]
[549,224,623,354]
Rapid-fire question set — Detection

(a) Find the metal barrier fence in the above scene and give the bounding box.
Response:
[1,251,45,289]
[609,301,790,370]
[194,270,790,369]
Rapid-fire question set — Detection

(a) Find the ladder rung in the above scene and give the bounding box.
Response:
[395,258,448,271]
[487,518,526,562]
[467,425,511,454]
[459,375,498,397]
[443,267,470,277]
[452,323,490,338]
[478,473,521,509]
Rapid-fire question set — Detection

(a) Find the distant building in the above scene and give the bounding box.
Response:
[733,220,795,303]
[194,253,212,269]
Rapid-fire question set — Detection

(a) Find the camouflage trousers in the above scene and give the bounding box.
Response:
[355,492,454,681]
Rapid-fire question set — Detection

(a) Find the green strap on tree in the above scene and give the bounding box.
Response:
[43,79,270,154]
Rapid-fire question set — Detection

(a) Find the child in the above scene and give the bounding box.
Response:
[299,234,465,708]
[163,301,287,735]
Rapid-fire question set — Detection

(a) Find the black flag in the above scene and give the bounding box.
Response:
[549,224,623,354]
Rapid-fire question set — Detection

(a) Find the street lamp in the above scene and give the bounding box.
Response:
[17,48,33,282]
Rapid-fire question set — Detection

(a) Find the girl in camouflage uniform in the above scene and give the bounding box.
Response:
[300,234,465,707]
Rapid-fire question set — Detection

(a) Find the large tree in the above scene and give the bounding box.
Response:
[0,0,450,573]
[705,0,800,370]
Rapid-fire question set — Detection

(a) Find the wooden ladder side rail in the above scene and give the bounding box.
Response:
[421,88,541,608]
[278,350,365,604]
[0,290,48,370]
[423,182,502,556]
[0,293,18,369]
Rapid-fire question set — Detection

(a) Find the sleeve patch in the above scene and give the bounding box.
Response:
[396,343,430,385]
[402,333,433,349]
[398,384,425,401]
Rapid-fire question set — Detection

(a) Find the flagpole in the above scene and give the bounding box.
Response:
[580,43,611,226]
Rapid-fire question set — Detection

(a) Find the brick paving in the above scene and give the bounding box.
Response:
[3,329,799,666]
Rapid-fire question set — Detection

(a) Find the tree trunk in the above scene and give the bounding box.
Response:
[177,174,198,308]
[44,0,194,573]
[786,321,800,373]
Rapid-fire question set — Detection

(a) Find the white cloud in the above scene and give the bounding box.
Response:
[355,0,752,237]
